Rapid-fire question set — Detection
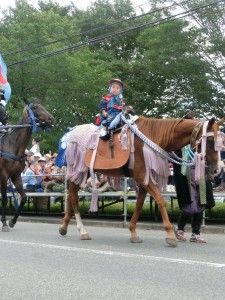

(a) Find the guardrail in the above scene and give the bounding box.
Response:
[3,189,225,226]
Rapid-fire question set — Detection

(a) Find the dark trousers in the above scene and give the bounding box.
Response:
[177,211,203,235]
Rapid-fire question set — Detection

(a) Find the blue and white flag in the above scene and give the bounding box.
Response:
[0,54,11,103]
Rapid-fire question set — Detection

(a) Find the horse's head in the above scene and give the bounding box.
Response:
[194,117,224,178]
[24,98,54,131]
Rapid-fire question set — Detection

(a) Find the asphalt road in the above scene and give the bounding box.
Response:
[0,222,225,300]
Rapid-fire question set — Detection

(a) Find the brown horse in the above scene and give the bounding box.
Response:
[59,116,222,246]
[0,99,54,231]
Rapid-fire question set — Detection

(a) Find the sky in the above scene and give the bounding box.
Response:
[0,0,91,10]
[0,0,92,11]
[0,0,150,13]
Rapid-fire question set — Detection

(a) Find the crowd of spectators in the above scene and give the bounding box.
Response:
[15,138,66,193]
[8,136,225,195]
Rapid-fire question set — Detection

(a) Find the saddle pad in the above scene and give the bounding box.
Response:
[85,132,130,170]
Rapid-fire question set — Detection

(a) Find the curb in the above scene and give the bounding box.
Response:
[18,216,225,234]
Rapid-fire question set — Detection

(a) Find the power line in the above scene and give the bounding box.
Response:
[3,0,190,57]
[2,0,153,56]
[8,0,225,68]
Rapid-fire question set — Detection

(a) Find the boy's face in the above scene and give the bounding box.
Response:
[110,83,122,96]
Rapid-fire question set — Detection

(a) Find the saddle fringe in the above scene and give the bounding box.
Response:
[66,124,98,187]
[143,144,168,191]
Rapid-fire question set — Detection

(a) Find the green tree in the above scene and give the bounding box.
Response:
[129,19,214,117]
[1,0,224,151]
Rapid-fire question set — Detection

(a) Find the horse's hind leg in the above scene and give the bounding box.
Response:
[73,183,91,240]
[129,185,146,243]
[59,181,91,240]
[145,184,177,247]
[59,182,74,236]
[8,176,27,228]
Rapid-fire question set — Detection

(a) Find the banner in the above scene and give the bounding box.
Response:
[0,54,11,103]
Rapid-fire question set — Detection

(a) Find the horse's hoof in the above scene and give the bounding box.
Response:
[166,238,177,247]
[130,237,143,243]
[81,233,91,240]
[59,227,67,236]
[2,225,10,232]
[8,220,15,228]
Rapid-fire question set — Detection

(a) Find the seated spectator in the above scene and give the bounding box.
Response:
[44,153,54,172]
[44,165,66,192]
[37,156,52,190]
[84,173,115,192]
[50,152,58,166]
[44,153,52,165]
[22,161,41,191]
[33,152,42,164]
[25,150,34,164]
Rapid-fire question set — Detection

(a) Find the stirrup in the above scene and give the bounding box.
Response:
[100,127,110,140]
[100,132,110,140]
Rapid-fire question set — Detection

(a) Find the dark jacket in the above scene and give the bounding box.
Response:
[173,151,215,210]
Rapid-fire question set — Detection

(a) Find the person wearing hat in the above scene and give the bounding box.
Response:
[33,152,41,160]
[22,161,40,191]
[25,150,34,164]
[97,78,126,139]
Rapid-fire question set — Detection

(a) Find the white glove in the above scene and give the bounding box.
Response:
[0,100,6,106]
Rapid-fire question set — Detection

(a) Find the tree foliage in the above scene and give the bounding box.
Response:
[0,0,225,151]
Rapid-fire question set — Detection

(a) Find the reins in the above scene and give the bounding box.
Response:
[0,103,44,161]
[121,114,223,172]
[0,103,42,131]
[121,114,195,166]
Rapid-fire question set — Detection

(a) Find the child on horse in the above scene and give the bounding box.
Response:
[97,78,126,139]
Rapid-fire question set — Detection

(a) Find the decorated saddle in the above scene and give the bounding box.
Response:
[65,123,131,187]
[84,125,131,170]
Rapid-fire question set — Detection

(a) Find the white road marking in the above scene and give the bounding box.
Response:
[0,238,224,268]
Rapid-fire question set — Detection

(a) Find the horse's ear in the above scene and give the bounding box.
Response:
[217,117,225,126]
[208,117,216,127]
[23,97,30,105]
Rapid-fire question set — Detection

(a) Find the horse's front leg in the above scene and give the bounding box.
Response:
[59,182,91,240]
[145,184,177,247]
[8,176,27,228]
[1,179,10,232]
[128,185,146,243]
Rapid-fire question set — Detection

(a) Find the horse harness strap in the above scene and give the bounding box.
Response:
[0,150,25,162]
[120,114,195,166]
[0,134,25,162]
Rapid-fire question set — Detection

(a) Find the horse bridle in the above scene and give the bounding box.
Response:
[26,103,42,133]
[190,121,224,153]
[0,103,47,162]
[190,120,224,181]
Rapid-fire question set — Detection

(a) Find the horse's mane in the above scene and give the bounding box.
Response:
[136,116,183,148]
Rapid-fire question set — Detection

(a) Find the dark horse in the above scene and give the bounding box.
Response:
[0,99,54,231]
[59,116,222,247]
